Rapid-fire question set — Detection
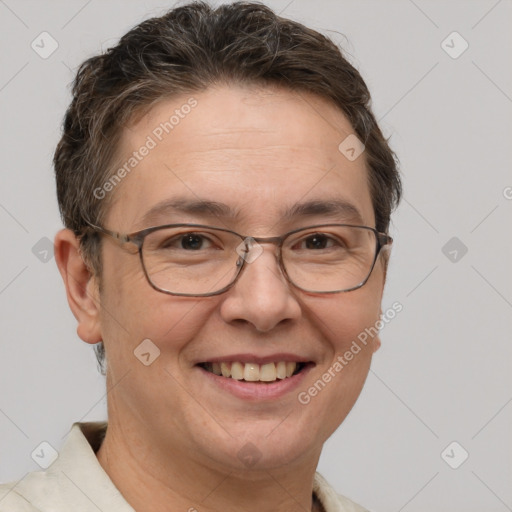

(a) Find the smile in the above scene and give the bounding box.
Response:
[199,361,306,383]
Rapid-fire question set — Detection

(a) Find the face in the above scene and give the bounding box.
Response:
[86,85,386,471]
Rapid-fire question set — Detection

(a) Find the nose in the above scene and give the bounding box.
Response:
[219,242,302,332]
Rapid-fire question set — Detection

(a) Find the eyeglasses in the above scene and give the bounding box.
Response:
[85,222,392,296]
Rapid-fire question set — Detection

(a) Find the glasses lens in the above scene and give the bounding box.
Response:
[141,224,379,295]
[142,226,241,295]
[282,225,378,293]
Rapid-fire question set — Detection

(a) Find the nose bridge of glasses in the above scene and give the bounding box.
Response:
[236,235,282,265]
[251,235,283,252]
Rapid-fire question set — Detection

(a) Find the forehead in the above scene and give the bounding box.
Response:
[106,84,374,232]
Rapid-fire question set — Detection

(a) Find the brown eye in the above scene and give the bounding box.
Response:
[181,234,205,250]
[158,233,214,251]
[303,234,332,250]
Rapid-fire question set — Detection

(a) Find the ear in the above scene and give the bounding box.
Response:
[373,250,390,354]
[379,246,391,285]
[372,307,383,353]
[372,334,382,353]
[54,229,102,345]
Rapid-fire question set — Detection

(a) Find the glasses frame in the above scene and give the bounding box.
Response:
[85,221,392,297]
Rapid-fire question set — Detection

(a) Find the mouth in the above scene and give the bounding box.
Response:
[197,361,310,383]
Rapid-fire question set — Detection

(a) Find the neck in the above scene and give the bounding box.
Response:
[96,417,322,512]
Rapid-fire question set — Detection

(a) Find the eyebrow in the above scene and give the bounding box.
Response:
[137,197,365,228]
[282,199,364,224]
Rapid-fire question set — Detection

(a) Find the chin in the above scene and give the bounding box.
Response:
[197,416,325,473]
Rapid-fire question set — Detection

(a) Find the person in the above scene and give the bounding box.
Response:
[0,1,401,511]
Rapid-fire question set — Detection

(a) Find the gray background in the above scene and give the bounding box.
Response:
[1,1,511,511]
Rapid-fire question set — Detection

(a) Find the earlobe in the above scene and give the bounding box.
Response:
[373,307,383,353]
[54,229,102,345]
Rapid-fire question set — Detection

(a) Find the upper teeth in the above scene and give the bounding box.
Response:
[205,361,298,382]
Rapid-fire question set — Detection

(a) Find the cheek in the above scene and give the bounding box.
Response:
[98,248,217,363]
[102,287,215,354]
[308,285,382,355]
[297,285,383,437]
[98,279,219,421]
[313,294,378,400]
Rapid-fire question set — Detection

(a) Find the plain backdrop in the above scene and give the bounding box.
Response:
[1,1,511,511]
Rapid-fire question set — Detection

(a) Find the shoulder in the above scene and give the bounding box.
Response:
[0,480,42,512]
[0,422,114,512]
[336,493,370,512]
[314,472,370,512]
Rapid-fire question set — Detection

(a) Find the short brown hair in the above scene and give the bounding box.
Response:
[54,0,401,373]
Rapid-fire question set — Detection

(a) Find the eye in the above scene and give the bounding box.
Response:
[160,233,215,251]
[300,233,340,250]
[182,233,209,250]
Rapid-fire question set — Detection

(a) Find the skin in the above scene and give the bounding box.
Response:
[55,84,387,512]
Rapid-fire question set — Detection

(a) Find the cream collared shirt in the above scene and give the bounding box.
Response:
[0,422,368,512]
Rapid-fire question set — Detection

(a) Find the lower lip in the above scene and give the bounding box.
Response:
[197,364,313,401]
